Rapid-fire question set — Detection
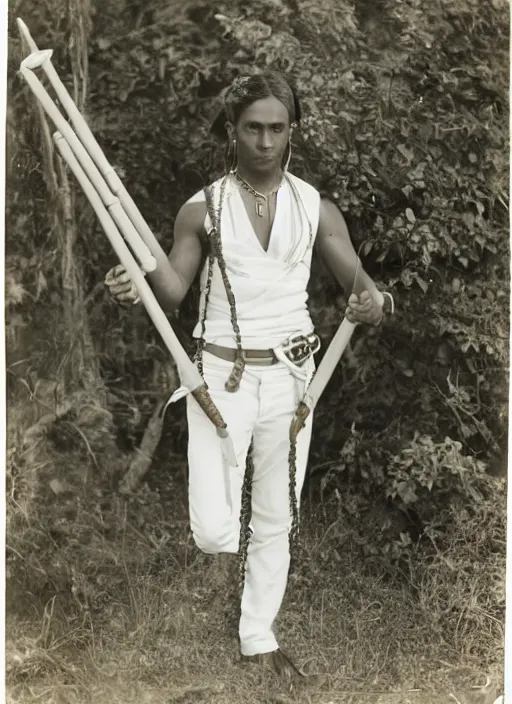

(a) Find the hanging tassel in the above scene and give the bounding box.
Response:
[287,437,300,575]
[287,401,310,573]
[238,441,255,594]
[225,350,246,393]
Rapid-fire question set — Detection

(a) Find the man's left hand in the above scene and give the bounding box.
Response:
[346,291,383,326]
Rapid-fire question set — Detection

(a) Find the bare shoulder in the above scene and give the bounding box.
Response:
[174,199,208,245]
[166,197,207,283]
[319,196,344,217]
[317,197,349,240]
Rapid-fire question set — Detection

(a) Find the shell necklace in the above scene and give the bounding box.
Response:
[234,170,283,217]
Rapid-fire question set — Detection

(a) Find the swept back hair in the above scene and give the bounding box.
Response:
[210,71,302,140]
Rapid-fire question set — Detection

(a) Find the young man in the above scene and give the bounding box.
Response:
[105,72,393,677]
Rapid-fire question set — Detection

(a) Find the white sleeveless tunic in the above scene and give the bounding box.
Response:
[187,172,321,350]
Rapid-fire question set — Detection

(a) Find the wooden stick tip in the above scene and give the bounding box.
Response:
[20,49,53,71]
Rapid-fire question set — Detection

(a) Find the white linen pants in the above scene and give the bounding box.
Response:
[186,351,313,656]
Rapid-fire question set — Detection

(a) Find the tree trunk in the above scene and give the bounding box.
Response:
[17,1,111,456]
[120,361,180,493]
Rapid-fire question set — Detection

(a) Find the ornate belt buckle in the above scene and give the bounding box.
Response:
[282,333,321,365]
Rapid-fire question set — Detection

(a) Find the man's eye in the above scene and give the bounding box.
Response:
[248,124,259,131]
[272,125,284,133]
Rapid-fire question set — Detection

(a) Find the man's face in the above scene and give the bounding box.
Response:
[233,96,291,174]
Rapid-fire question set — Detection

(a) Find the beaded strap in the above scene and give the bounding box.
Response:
[194,246,215,378]
[201,178,255,595]
[238,443,255,593]
[203,178,246,393]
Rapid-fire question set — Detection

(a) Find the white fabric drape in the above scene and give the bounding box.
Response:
[188,173,321,349]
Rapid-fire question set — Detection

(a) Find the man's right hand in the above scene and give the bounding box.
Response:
[104,264,141,306]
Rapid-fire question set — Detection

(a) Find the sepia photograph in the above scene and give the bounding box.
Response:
[4,1,509,702]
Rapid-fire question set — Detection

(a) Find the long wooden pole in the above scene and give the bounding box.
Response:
[304,319,357,413]
[52,131,237,468]
[289,319,357,442]
[16,18,163,257]
[19,52,156,273]
[16,32,237,467]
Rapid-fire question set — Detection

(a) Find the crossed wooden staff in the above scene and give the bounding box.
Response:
[17,17,357,467]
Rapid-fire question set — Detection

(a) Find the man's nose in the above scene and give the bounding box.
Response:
[259,130,274,150]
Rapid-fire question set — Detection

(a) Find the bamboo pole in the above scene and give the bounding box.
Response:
[16,18,163,257]
[52,131,237,468]
[290,319,357,441]
[304,319,357,413]
[19,52,156,274]
[16,26,236,468]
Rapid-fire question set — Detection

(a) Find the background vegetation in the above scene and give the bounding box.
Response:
[5,0,509,702]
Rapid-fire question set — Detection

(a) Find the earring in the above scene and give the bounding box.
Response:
[224,138,237,174]
[230,139,237,172]
[283,137,292,173]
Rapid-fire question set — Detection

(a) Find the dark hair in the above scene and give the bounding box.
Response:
[210,71,301,140]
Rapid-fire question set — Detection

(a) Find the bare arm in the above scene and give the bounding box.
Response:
[146,201,207,313]
[315,198,384,323]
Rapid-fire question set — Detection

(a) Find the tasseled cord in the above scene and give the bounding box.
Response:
[237,435,301,598]
[287,435,300,574]
[225,350,246,393]
[238,441,254,594]
[204,180,246,394]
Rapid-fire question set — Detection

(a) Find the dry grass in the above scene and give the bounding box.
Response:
[6,452,505,704]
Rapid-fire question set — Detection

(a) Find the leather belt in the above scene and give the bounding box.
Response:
[204,343,278,366]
